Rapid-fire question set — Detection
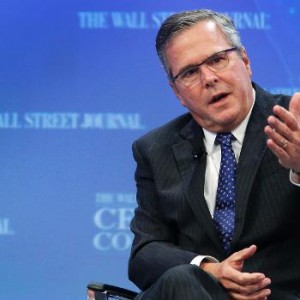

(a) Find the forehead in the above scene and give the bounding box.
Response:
[164,21,230,72]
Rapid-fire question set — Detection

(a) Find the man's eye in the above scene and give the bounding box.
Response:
[207,54,226,66]
[181,66,199,78]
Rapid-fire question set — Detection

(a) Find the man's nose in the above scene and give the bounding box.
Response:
[200,65,218,88]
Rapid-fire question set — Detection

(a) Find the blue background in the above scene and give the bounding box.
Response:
[0,1,299,299]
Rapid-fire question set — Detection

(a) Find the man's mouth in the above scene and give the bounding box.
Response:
[210,93,229,103]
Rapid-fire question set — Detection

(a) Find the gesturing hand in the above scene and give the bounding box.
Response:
[201,245,271,300]
[264,93,300,173]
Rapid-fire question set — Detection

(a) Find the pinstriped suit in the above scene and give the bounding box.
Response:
[128,83,300,299]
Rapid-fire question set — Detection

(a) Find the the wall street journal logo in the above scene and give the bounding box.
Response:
[78,11,271,30]
[0,218,15,236]
[93,193,135,251]
[0,112,145,130]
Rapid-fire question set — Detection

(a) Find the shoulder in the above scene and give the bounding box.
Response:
[253,82,291,112]
[133,113,192,150]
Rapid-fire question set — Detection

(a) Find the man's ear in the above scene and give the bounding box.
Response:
[169,81,187,107]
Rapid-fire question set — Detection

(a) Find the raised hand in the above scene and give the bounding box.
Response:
[264,93,300,173]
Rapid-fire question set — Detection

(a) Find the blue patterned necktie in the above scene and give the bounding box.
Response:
[214,132,237,252]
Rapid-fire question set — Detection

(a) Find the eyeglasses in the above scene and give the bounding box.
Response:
[171,47,238,88]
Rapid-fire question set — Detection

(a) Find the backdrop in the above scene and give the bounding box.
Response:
[0,0,299,299]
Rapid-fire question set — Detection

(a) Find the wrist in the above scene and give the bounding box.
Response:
[200,259,217,272]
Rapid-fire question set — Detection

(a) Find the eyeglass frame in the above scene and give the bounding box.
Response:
[170,47,239,86]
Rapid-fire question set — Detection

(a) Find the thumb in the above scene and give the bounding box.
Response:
[228,245,257,271]
[289,92,300,123]
[231,244,257,262]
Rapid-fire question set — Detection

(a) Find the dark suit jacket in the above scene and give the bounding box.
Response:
[128,83,300,298]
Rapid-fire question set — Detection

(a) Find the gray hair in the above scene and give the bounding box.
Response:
[155,9,244,79]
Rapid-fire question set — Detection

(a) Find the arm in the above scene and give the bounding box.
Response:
[128,140,199,290]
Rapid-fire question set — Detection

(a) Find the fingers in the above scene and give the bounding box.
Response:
[230,286,271,300]
[264,122,290,163]
[224,268,271,300]
[264,104,300,170]
[226,273,271,293]
[272,104,299,132]
[218,245,271,299]
[289,92,300,121]
[265,105,298,150]
[227,270,267,286]
[221,269,271,300]
[265,104,299,145]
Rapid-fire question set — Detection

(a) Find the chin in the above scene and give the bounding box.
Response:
[215,114,240,131]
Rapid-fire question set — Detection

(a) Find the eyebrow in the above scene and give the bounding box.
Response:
[177,63,199,76]
[173,51,219,80]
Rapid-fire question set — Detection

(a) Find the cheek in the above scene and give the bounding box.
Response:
[178,95,188,106]
[235,63,252,83]
[172,85,188,106]
[174,88,195,107]
[182,94,202,110]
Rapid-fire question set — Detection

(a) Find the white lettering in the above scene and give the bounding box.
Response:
[94,208,134,230]
[111,12,148,29]
[0,112,145,130]
[24,112,79,129]
[116,193,136,204]
[111,232,132,250]
[78,12,109,29]
[93,194,135,251]
[227,12,271,30]
[95,193,114,204]
[93,232,111,250]
[151,11,174,28]
[106,113,144,129]
[118,208,133,230]
[0,113,21,129]
[94,208,116,230]
[93,232,132,251]
[81,113,144,129]
[0,218,15,235]
[81,113,104,129]
[78,11,271,30]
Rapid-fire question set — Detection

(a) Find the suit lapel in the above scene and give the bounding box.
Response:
[172,118,222,249]
[232,84,274,245]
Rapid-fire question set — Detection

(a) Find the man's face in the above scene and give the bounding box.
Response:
[165,21,253,133]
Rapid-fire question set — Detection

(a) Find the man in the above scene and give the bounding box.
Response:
[128,9,300,300]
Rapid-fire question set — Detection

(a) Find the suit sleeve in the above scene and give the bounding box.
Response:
[128,139,198,290]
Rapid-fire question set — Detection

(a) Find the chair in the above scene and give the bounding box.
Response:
[87,282,138,300]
